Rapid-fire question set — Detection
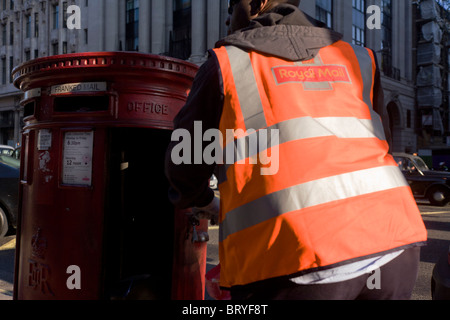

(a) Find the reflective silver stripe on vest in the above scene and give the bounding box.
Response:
[216,116,387,184]
[225,46,268,130]
[351,45,386,141]
[218,46,386,185]
[222,116,386,164]
[219,166,407,242]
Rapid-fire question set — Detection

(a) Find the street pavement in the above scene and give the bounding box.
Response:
[412,202,450,300]
[1,201,449,301]
[0,235,15,300]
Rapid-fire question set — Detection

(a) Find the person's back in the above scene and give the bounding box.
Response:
[165,0,427,300]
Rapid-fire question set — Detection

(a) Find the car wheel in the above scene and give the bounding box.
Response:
[427,186,450,207]
[0,207,9,238]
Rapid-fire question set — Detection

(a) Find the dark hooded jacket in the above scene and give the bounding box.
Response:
[165,4,389,209]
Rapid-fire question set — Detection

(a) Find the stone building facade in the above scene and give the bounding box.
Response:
[2,0,446,154]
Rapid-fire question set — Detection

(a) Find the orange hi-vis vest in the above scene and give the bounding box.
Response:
[211,41,427,288]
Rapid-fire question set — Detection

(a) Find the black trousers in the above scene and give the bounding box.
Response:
[230,247,421,300]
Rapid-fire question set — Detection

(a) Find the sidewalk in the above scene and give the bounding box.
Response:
[0,280,13,300]
[0,223,219,301]
[0,237,15,300]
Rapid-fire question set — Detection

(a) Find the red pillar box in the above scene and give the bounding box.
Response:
[12,52,206,300]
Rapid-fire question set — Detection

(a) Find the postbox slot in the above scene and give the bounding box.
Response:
[53,96,109,113]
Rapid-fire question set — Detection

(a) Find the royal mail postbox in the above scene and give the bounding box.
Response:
[12,52,207,300]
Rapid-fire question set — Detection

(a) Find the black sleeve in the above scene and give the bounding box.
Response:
[164,54,224,209]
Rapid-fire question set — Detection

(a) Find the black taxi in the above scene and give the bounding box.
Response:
[393,152,450,206]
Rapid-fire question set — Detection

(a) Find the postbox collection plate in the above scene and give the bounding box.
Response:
[62,131,94,187]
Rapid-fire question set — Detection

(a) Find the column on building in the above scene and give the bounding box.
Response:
[105,0,121,51]
[13,4,22,68]
[139,0,151,53]
[207,0,221,50]
[165,0,173,55]
[219,0,231,38]
[37,1,49,56]
[118,1,126,51]
[14,106,21,146]
[87,0,105,51]
[366,0,382,65]
[392,0,400,75]
[334,0,352,43]
[190,0,207,64]
[299,0,316,18]
[401,0,413,82]
[59,0,67,55]
[151,0,166,54]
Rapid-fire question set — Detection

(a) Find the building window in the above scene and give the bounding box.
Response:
[316,0,333,29]
[25,15,31,38]
[1,58,6,85]
[34,49,39,59]
[126,0,139,51]
[53,4,60,30]
[63,2,68,29]
[381,0,392,76]
[170,0,192,60]
[63,41,68,54]
[9,0,13,10]
[84,29,88,44]
[352,0,366,46]
[25,50,31,62]
[52,43,59,56]
[34,13,39,38]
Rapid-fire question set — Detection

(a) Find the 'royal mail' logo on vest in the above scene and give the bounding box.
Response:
[272,54,352,91]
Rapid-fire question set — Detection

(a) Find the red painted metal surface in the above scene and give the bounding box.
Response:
[12,52,205,300]
[172,209,208,300]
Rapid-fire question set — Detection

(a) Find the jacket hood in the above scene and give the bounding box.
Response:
[216,4,343,61]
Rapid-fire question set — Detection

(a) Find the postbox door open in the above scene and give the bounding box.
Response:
[103,127,176,300]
